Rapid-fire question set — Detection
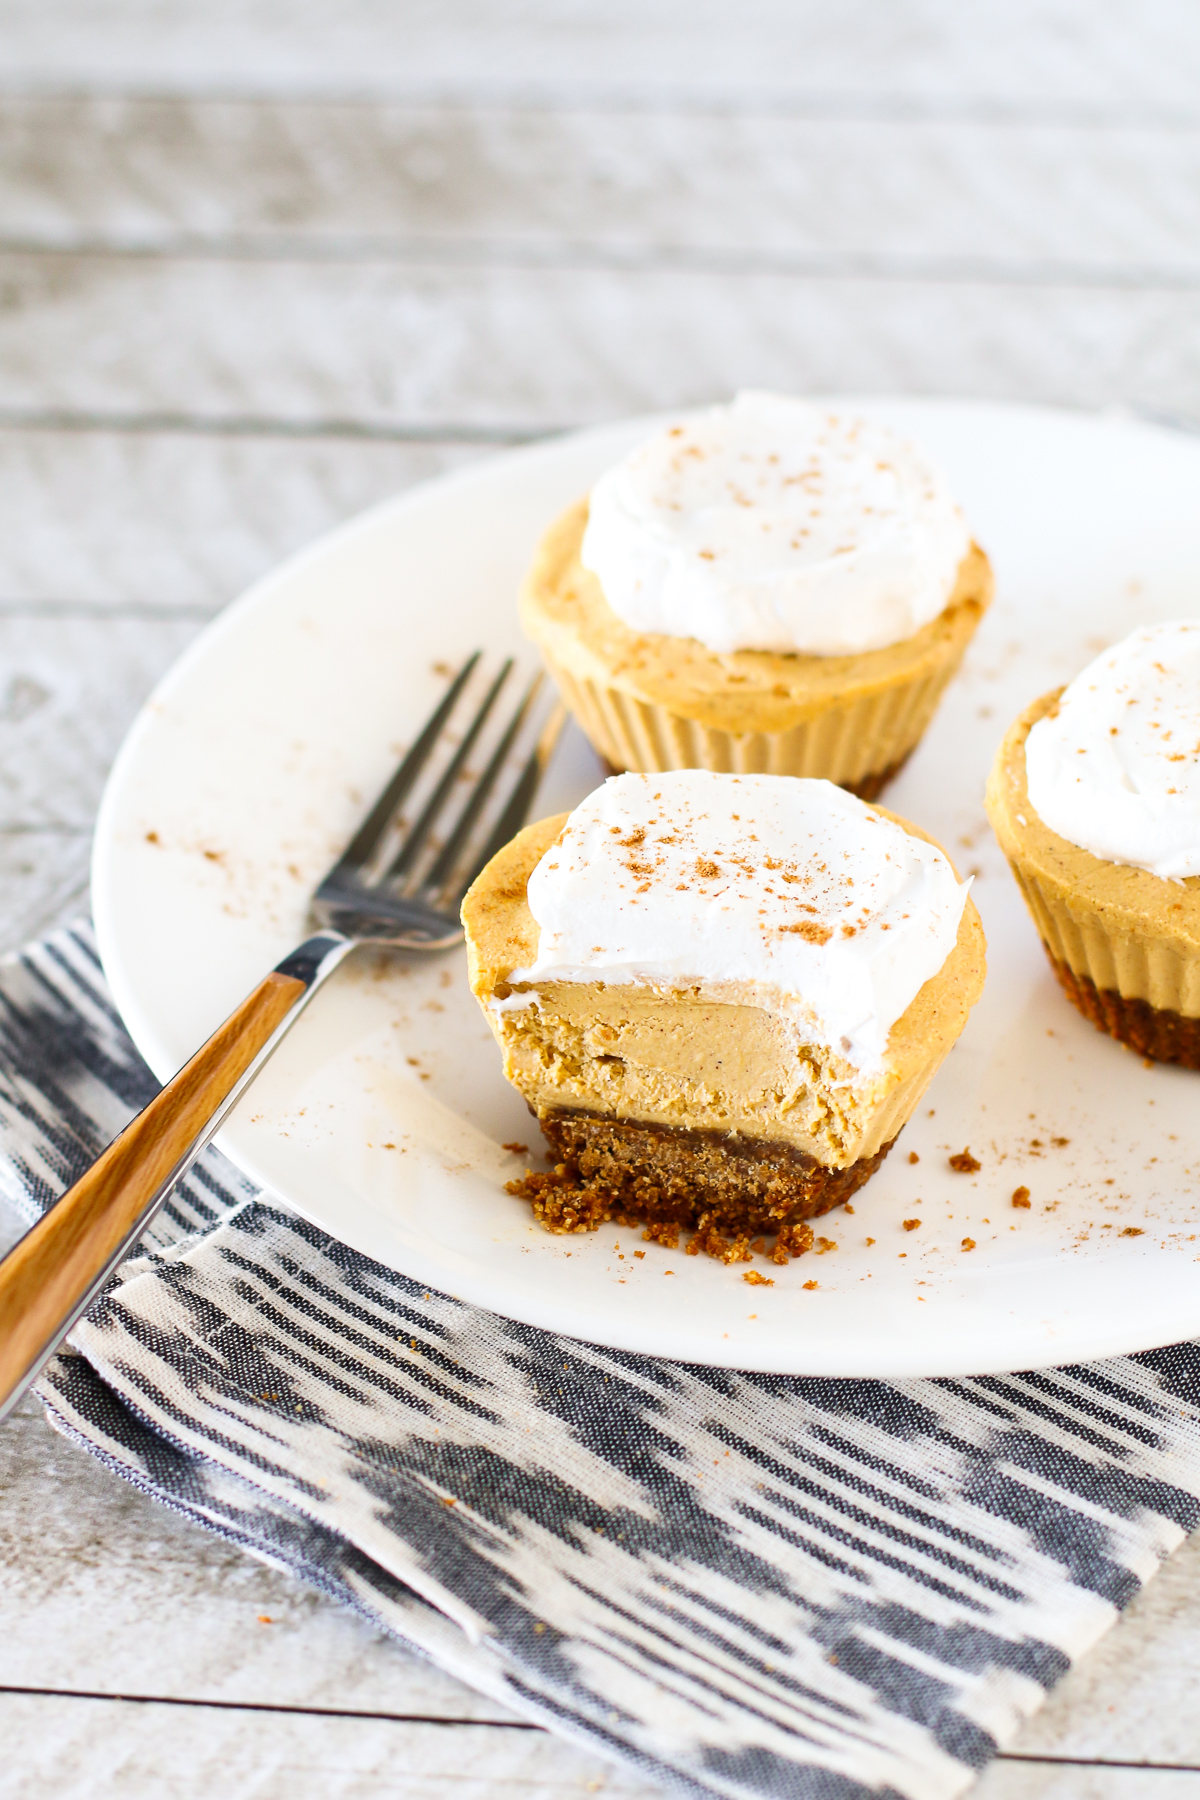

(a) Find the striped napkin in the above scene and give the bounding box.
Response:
[7,923,1200,1800]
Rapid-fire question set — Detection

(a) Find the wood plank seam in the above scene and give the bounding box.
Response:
[10,236,1200,287]
[9,241,1200,287]
[5,1689,1200,1773]
[0,602,220,620]
[997,1754,1200,1773]
[0,1687,536,1728]
[0,409,550,444]
[3,85,1200,128]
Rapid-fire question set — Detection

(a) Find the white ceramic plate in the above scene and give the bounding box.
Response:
[93,400,1200,1378]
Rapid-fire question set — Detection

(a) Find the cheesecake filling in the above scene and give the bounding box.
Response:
[580,391,971,656]
[495,979,888,1168]
[1024,620,1200,879]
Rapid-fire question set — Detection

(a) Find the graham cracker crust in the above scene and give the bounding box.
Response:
[845,749,913,803]
[507,1108,896,1265]
[1050,957,1200,1069]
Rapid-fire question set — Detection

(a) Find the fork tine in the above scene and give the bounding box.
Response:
[311,663,566,946]
[456,700,568,901]
[386,658,514,887]
[424,670,545,898]
[322,650,481,885]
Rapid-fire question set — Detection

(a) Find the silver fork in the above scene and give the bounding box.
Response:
[0,653,565,1422]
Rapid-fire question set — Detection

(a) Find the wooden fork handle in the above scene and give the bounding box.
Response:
[0,932,352,1423]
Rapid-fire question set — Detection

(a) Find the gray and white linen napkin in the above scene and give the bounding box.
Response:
[6,923,1200,1800]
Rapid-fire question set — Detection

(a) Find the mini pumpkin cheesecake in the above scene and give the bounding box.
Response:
[521,393,993,797]
[986,622,1200,1066]
[462,770,986,1260]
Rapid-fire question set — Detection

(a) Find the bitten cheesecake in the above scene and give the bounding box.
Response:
[521,392,993,796]
[987,622,1200,1066]
[462,771,986,1260]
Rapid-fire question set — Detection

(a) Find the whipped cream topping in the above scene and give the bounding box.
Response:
[580,391,972,656]
[513,771,970,1071]
[1025,621,1200,880]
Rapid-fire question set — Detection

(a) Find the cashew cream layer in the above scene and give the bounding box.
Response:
[510,770,970,1071]
[1024,621,1200,880]
[579,391,972,656]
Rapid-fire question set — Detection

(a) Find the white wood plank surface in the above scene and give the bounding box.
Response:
[0,615,199,823]
[0,428,485,608]
[7,1693,1198,1800]
[3,4,1200,1793]
[0,1692,667,1800]
[4,255,1200,431]
[2,0,1200,111]
[983,1773,1200,1800]
[5,98,1200,278]
[0,828,91,956]
[0,614,200,946]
